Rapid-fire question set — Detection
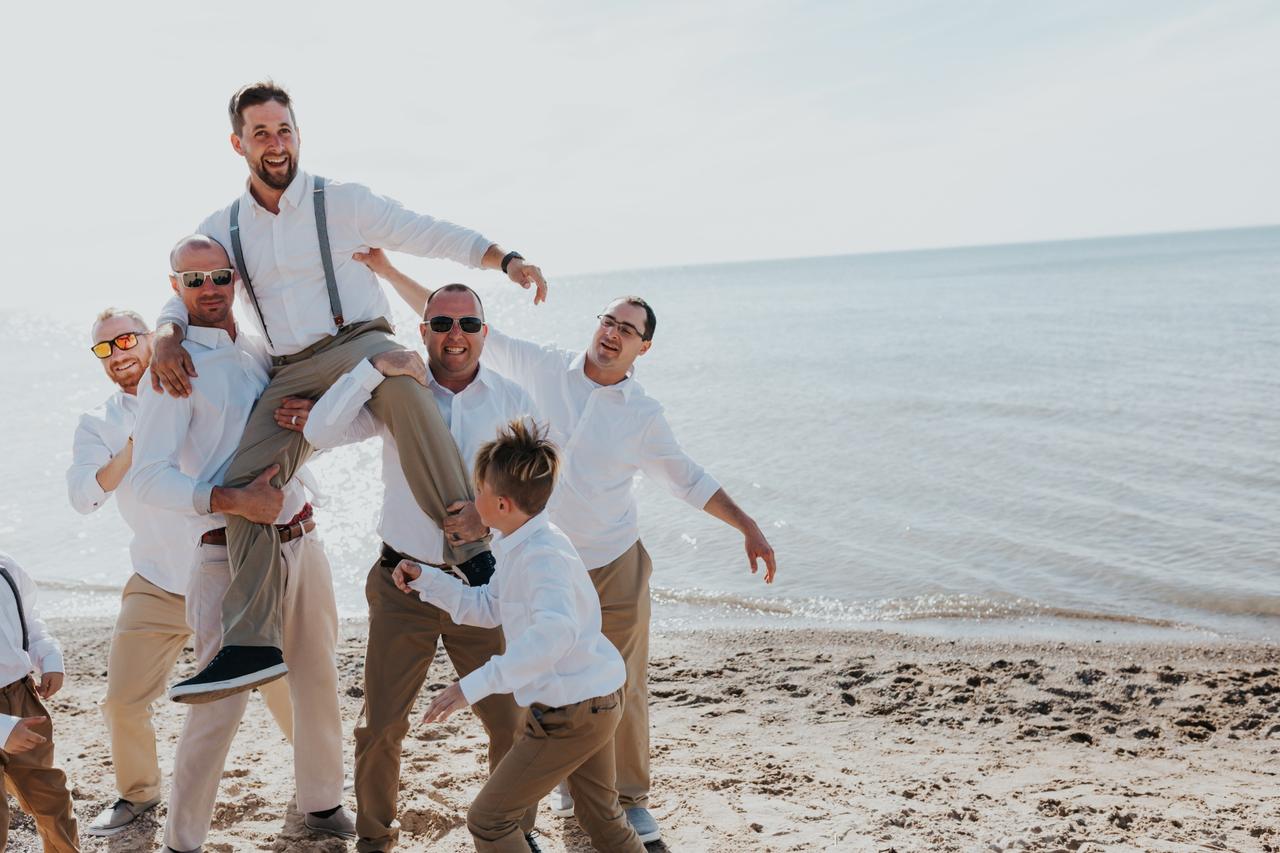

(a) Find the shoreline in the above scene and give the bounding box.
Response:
[4,620,1277,851]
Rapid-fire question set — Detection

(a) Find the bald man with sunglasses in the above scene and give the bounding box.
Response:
[67,308,295,838]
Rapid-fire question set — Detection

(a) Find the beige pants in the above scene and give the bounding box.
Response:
[589,539,653,809]
[0,676,79,852]
[164,535,341,851]
[468,689,642,853]
[100,572,294,805]
[354,559,530,851]
[221,319,485,648]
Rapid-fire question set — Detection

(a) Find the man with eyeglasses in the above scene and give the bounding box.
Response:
[356,250,777,845]
[67,309,294,838]
[147,80,550,703]
[132,234,354,849]
[301,283,541,853]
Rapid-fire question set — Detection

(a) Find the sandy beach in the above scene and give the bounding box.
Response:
[5,620,1278,852]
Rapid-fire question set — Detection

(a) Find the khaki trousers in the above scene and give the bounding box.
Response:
[468,690,642,853]
[164,535,339,852]
[0,676,79,852]
[100,572,190,804]
[103,574,296,806]
[589,539,653,809]
[221,318,484,647]
[355,560,529,853]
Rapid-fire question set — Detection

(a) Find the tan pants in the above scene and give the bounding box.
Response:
[0,677,78,852]
[468,689,642,853]
[589,539,652,809]
[355,559,529,853]
[164,535,340,852]
[221,318,484,647]
[102,573,295,805]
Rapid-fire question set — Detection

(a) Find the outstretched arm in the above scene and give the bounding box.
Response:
[354,249,432,317]
[703,488,778,584]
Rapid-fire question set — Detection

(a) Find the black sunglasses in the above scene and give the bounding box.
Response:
[427,315,484,334]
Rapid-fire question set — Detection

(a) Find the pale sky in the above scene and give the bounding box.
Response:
[2,0,1277,318]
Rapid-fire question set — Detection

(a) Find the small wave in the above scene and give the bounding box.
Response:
[34,578,126,594]
[652,587,1194,630]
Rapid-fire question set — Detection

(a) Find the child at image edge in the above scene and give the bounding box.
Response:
[0,549,79,852]
[393,420,644,853]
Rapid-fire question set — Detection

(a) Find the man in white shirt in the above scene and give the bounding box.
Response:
[360,249,777,843]
[132,235,354,850]
[67,308,294,838]
[147,81,550,701]
[0,550,77,852]
[304,283,538,853]
[395,421,644,853]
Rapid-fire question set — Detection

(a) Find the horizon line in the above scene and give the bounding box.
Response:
[563,221,1279,281]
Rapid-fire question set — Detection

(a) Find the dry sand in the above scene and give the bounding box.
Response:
[5,619,1278,852]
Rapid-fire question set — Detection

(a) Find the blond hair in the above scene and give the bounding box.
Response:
[474,419,559,516]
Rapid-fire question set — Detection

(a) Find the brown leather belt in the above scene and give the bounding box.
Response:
[201,503,315,546]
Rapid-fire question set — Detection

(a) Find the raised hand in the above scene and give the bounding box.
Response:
[506,257,548,305]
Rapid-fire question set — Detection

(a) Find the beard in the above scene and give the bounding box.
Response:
[252,153,297,190]
[109,360,146,391]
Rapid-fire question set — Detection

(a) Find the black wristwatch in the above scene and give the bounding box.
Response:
[501,251,524,274]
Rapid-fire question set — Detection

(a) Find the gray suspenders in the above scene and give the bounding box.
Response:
[227,175,346,348]
[0,567,29,652]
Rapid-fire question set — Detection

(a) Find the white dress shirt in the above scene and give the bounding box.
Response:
[0,551,65,746]
[305,359,536,564]
[481,327,721,569]
[66,390,196,594]
[157,171,493,356]
[408,512,626,708]
[130,324,307,539]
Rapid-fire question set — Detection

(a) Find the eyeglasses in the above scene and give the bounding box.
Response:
[427,315,484,334]
[91,332,148,359]
[173,269,235,288]
[597,314,642,340]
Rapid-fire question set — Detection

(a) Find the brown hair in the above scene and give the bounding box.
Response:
[618,296,656,341]
[228,81,295,136]
[474,419,559,516]
[425,283,485,320]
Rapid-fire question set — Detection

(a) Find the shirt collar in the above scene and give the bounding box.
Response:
[568,351,637,401]
[243,170,310,216]
[428,362,495,396]
[492,511,550,559]
[185,324,237,351]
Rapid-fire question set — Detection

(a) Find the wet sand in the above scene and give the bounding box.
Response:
[5,620,1278,852]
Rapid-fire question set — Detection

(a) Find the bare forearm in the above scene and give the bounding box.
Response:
[703,488,756,534]
[94,441,132,493]
[479,242,507,271]
[381,266,434,317]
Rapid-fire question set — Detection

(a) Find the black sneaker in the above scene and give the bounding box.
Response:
[456,551,496,587]
[525,831,543,853]
[168,645,287,704]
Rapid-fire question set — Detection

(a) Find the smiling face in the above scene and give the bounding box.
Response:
[420,287,487,385]
[587,298,651,375]
[91,313,152,393]
[231,100,300,191]
[170,241,236,328]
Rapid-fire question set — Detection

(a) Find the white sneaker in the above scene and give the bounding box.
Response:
[549,781,575,817]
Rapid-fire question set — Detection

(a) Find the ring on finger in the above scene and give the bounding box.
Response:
[291,415,298,425]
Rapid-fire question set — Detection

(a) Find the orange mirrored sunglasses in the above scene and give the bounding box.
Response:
[91,332,147,359]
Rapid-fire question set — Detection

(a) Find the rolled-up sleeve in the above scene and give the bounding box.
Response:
[353,183,491,269]
[66,415,111,514]
[638,410,721,510]
[130,383,209,516]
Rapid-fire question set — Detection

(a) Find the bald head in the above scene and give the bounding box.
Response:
[169,234,230,273]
